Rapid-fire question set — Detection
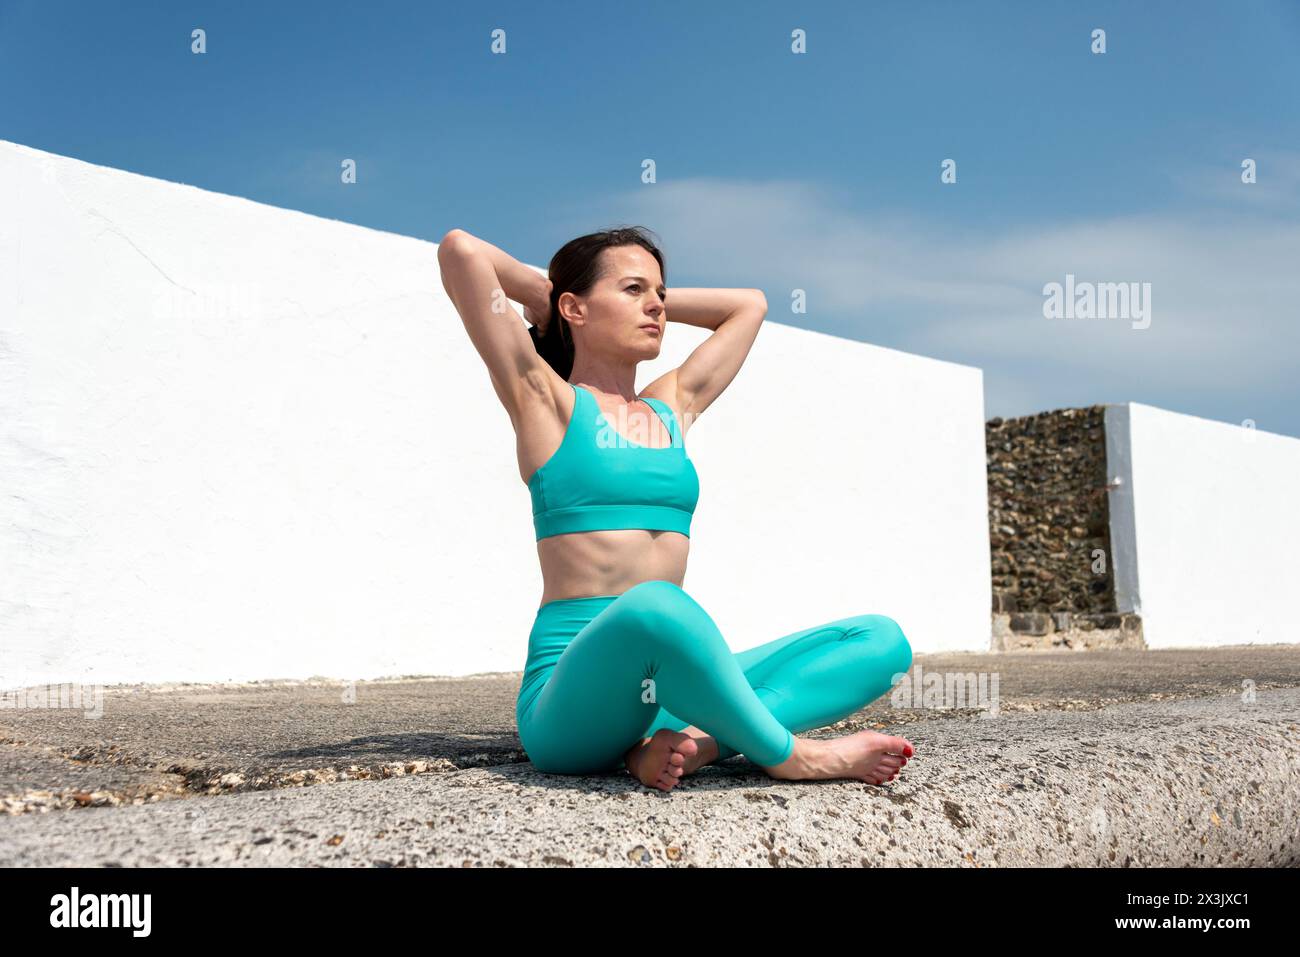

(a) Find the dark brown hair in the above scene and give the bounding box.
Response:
[529,226,666,380]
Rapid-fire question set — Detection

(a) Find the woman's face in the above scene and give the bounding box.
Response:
[565,245,665,358]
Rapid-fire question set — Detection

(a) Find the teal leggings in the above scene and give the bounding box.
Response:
[515,580,913,774]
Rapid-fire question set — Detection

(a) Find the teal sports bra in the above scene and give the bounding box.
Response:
[527,383,700,541]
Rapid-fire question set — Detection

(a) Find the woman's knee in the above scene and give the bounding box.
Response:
[615,580,696,634]
[527,752,577,774]
[527,755,591,775]
[523,741,623,775]
[859,614,913,678]
[613,580,721,660]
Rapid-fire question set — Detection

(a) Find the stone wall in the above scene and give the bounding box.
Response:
[986,406,1144,650]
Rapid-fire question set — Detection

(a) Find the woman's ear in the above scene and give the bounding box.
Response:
[557,291,585,328]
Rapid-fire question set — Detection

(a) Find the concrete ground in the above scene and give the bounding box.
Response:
[1,646,1297,867]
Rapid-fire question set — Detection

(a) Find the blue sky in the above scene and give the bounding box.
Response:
[3,0,1298,435]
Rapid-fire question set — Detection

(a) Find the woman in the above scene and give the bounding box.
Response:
[437,225,915,792]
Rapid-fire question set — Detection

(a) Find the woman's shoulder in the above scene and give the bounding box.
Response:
[638,373,690,436]
[638,372,678,412]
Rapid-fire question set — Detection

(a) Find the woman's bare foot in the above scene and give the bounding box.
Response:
[624,728,715,791]
[763,731,914,784]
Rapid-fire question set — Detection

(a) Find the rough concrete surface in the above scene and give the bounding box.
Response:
[1,646,1297,866]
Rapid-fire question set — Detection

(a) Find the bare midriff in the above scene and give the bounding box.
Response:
[518,374,689,608]
[536,530,688,607]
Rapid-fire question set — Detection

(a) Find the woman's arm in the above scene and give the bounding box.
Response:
[641,287,768,430]
[439,229,552,322]
[659,287,764,331]
[437,229,555,418]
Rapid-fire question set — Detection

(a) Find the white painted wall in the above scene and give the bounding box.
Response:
[0,140,991,689]
[1104,402,1299,648]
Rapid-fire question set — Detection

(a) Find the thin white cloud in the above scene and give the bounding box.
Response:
[1167,147,1300,211]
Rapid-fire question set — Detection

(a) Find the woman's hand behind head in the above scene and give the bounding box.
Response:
[525,278,554,336]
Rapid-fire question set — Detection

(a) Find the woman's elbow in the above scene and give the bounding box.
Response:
[437,228,474,259]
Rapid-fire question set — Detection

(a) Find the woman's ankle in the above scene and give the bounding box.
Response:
[623,736,652,766]
[763,736,811,778]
